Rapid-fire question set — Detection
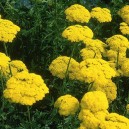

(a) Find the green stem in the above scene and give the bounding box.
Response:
[3,43,8,56]
[62,43,77,94]
[0,71,5,110]
[3,43,13,77]
[116,48,119,70]
[27,106,32,129]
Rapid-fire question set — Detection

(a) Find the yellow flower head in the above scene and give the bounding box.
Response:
[62,25,93,42]
[126,104,129,113]
[108,61,123,76]
[121,58,129,77]
[9,60,28,76]
[49,56,80,80]
[83,38,107,53]
[80,38,107,59]
[54,94,79,116]
[78,109,108,129]
[65,4,91,23]
[90,79,117,103]
[0,52,11,76]
[79,59,116,83]
[81,91,109,113]
[106,34,129,51]
[0,18,20,43]
[80,48,102,59]
[120,22,129,35]
[99,113,129,129]
[118,5,129,24]
[106,49,126,62]
[3,71,49,105]
[91,7,112,23]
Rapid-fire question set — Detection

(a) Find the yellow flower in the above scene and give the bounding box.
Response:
[106,34,129,51]
[80,91,109,113]
[91,7,112,22]
[62,25,93,42]
[79,59,116,83]
[90,79,117,103]
[0,52,11,76]
[108,61,123,76]
[121,58,129,76]
[9,60,28,76]
[78,109,108,129]
[80,48,102,59]
[0,18,20,43]
[83,38,107,53]
[54,94,79,116]
[3,71,49,105]
[106,49,126,62]
[65,4,91,23]
[118,5,129,24]
[49,56,80,80]
[120,22,129,35]
[99,113,129,129]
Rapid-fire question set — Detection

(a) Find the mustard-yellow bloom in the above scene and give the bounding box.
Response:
[80,48,102,59]
[3,71,49,105]
[90,79,117,103]
[0,52,11,76]
[62,25,93,42]
[99,113,129,129]
[121,58,129,77]
[91,7,112,23]
[54,94,79,116]
[79,59,116,83]
[0,18,20,43]
[78,109,109,129]
[80,91,109,113]
[118,5,129,24]
[65,4,91,23]
[119,22,129,35]
[9,60,28,76]
[49,56,81,80]
[106,34,129,51]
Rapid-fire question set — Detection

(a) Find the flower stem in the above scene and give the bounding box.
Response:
[27,106,32,129]
[62,43,77,94]
[3,43,12,76]
[116,48,119,70]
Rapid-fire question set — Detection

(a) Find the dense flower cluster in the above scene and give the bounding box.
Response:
[78,91,129,129]
[80,38,107,59]
[9,60,28,76]
[90,79,117,103]
[91,7,112,22]
[3,71,49,105]
[79,91,109,129]
[106,34,129,51]
[121,59,129,76]
[118,5,129,24]
[100,113,129,129]
[79,59,116,83]
[0,53,28,78]
[0,52,11,76]
[49,56,80,80]
[80,91,108,112]
[54,94,79,116]
[0,18,20,43]
[62,25,93,42]
[65,4,91,23]
[120,22,129,35]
